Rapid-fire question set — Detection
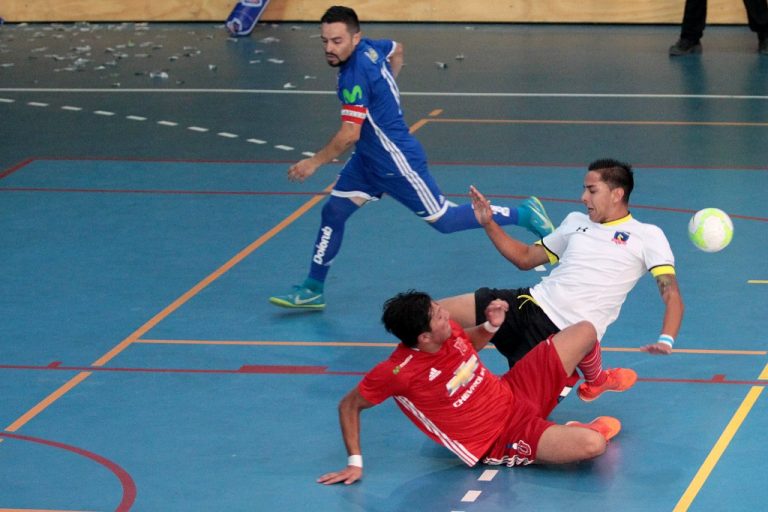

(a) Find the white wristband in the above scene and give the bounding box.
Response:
[347,454,363,468]
[658,334,674,347]
[483,321,500,333]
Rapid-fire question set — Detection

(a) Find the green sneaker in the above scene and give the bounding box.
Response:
[269,285,325,310]
[520,196,554,238]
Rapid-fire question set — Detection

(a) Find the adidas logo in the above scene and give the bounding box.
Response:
[429,368,441,381]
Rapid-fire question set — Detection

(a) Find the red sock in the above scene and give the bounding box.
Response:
[578,341,607,385]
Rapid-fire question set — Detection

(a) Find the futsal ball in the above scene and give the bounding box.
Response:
[688,208,733,252]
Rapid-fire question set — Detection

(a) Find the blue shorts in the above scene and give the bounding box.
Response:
[332,152,448,221]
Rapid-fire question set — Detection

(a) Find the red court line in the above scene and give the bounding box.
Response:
[0,187,330,197]
[4,186,765,223]
[0,362,366,376]
[2,363,767,384]
[0,157,34,180]
[8,156,768,172]
[0,432,136,512]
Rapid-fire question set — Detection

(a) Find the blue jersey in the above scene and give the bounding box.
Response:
[337,38,427,172]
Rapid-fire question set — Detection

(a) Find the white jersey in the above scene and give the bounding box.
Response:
[531,212,675,340]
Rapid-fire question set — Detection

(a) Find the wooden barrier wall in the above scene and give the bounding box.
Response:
[3,0,749,24]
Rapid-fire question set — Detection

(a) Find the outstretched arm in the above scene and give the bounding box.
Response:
[640,273,684,355]
[288,121,361,182]
[317,387,375,485]
[470,185,549,270]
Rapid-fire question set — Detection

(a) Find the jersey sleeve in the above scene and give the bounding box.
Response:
[358,360,401,405]
[643,224,676,276]
[369,38,397,60]
[540,212,580,263]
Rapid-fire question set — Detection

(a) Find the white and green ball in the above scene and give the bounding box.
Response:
[688,208,733,252]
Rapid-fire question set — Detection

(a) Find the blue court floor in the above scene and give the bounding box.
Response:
[1,20,767,511]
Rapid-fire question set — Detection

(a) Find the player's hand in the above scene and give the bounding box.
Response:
[639,342,673,355]
[469,185,493,226]
[484,299,509,327]
[288,158,319,182]
[317,465,363,485]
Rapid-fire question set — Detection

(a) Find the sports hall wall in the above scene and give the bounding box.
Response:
[3,0,750,24]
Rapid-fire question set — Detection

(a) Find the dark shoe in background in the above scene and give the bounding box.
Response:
[669,38,702,56]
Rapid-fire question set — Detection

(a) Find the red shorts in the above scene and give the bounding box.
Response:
[482,336,571,466]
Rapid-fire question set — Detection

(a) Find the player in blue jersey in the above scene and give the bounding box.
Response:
[269,6,554,310]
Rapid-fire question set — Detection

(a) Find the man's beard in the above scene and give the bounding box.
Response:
[326,53,348,67]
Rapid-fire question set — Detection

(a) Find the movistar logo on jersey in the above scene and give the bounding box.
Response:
[342,85,363,103]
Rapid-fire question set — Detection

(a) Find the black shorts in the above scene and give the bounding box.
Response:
[475,287,560,368]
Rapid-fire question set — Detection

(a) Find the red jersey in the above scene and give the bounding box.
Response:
[358,321,514,466]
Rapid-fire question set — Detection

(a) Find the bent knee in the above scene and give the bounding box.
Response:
[571,320,597,340]
[581,432,608,459]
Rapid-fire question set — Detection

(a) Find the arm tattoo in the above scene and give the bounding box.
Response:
[656,274,677,297]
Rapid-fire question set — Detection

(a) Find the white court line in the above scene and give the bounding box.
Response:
[247,138,267,144]
[61,105,82,111]
[461,490,482,502]
[1,88,767,100]
[94,110,115,116]
[27,101,49,107]
[157,120,178,126]
[274,145,294,151]
[478,469,498,481]
[188,126,209,132]
[302,151,315,157]
[217,132,238,138]
[126,115,147,121]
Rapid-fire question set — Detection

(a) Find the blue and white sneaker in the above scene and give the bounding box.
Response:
[269,285,325,310]
[520,196,554,238]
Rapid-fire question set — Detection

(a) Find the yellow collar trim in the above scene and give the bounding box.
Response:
[602,213,633,227]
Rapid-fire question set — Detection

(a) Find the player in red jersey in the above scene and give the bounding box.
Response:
[317,291,626,485]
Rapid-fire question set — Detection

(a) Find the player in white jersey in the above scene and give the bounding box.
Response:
[439,159,684,402]
[268,6,553,311]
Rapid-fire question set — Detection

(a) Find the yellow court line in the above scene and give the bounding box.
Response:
[92,185,333,368]
[0,509,95,511]
[748,280,768,284]
[673,385,764,511]
[93,114,433,368]
[603,347,767,355]
[4,186,332,433]
[135,339,767,355]
[0,509,94,512]
[5,372,92,432]
[408,118,431,133]
[138,339,399,347]
[4,117,434,433]
[427,118,768,127]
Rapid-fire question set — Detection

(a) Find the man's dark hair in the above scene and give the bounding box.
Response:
[321,5,361,33]
[381,290,432,348]
[588,158,634,204]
